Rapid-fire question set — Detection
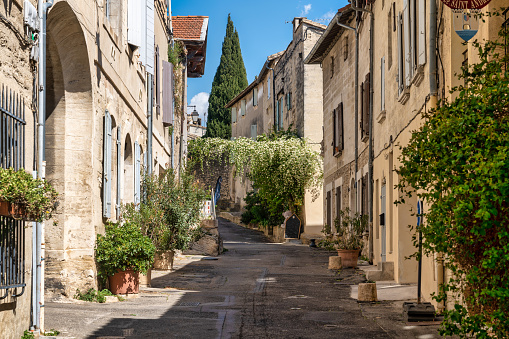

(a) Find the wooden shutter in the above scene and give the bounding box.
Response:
[134,141,141,205]
[241,99,246,116]
[333,108,337,154]
[144,0,155,74]
[381,57,385,111]
[338,102,344,151]
[418,0,426,66]
[267,77,270,99]
[253,88,258,106]
[155,46,160,115]
[251,124,257,140]
[232,107,237,123]
[279,98,283,129]
[103,110,112,218]
[116,124,122,218]
[275,99,279,128]
[410,0,416,73]
[335,186,341,223]
[326,191,332,228]
[128,0,143,47]
[363,73,370,137]
[403,0,411,86]
[162,60,173,126]
[397,13,404,94]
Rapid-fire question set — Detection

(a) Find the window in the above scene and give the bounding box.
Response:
[103,110,112,218]
[162,60,174,126]
[462,49,468,86]
[361,174,368,219]
[286,92,292,110]
[397,12,404,95]
[335,186,341,229]
[331,56,335,78]
[232,107,237,123]
[128,0,154,74]
[388,9,393,69]
[333,102,344,155]
[253,87,258,106]
[361,73,370,140]
[241,99,246,116]
[267,77,271,99]
[381,57,386,111]
[326,190,332,229]
[251,124,257,140]
[278,96,284,129]
[344,37,349,61]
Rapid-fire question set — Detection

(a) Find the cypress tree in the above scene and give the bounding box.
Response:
[205,14,248,139]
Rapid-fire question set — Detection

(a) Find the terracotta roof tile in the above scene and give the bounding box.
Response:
[172,16,209,41]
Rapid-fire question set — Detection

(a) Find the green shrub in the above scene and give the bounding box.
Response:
[74,288,116,303]
[0,168,58,221]
[95,221,155,279]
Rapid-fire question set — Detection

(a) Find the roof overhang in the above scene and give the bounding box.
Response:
[305,5,355,65]
[172,16,209,77]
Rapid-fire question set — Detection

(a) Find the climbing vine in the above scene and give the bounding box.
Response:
[188,129,322,219]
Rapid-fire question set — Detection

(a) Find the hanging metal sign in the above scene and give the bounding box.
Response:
[453,9,480,41]
[440,0,491,10]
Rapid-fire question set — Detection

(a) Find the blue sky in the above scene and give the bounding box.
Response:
[172,0,349,123]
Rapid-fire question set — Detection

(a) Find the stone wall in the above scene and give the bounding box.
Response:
[192,156,232,202]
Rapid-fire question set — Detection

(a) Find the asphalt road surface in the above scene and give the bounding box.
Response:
[45,218,438,339]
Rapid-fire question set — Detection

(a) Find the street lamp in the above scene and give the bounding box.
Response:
[187,105,200,125]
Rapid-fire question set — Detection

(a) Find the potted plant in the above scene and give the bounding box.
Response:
[95,221,155,294]
[0,167,58,222]
[333,208,368,268]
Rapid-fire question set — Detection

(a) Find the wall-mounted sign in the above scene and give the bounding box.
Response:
[440,0,491,10]
[453,9,480,41]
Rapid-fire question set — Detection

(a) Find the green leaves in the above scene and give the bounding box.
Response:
[95,221,156,279]
[0,167,58,221]
[205,14,248,139]
[397,21,509,338]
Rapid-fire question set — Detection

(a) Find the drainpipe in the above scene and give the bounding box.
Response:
[147,73,153,175]
[267,66,276,129]
[36,0,53,333]
[429,0,444,314]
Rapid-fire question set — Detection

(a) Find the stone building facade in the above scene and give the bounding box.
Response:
[226,18,326,238]
[307,0,508,311]
[0,1,37,337]
[1,1,208,336]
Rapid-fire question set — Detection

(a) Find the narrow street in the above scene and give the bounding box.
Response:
[45,218,439,339]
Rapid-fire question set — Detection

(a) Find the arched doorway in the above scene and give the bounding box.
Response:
[44,1,94,297]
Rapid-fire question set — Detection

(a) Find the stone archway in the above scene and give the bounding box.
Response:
[44,1,94,298]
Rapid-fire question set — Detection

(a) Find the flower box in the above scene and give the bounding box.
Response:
[0,200,37,221]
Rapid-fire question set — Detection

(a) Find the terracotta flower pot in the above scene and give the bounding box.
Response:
[0,201,36,221]
[337,249,360,268]
[108,269,139,294]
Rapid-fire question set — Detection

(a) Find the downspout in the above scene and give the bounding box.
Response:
[147,73,153,174]
[267,67,276,129]
[429,0,444,314]
[36,0,53,333]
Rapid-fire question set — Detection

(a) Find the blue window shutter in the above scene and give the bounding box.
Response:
[162,60,174,126]
[251,124,257,140]
[134,141,141,205]
[103,110,112,218]
[116,124,122,218]
[128,0,143,47]
[232,107,237,123]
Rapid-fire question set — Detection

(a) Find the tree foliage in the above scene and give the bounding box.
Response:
[397,22,509,338]
[188,129,322,224]
[205,14,248,139]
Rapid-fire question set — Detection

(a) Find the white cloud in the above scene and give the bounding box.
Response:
[187,92,209,125]
[301,4,312,16]
[321,10,335,23]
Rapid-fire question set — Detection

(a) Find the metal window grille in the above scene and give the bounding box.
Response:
[0,84,26,299]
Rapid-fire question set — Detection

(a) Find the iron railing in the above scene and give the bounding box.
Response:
[0,84,26,299]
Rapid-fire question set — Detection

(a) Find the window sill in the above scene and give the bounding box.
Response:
[411,65,425,87]
[376,110,386,124]
[398,88,410,105]
[333,149,343,158]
